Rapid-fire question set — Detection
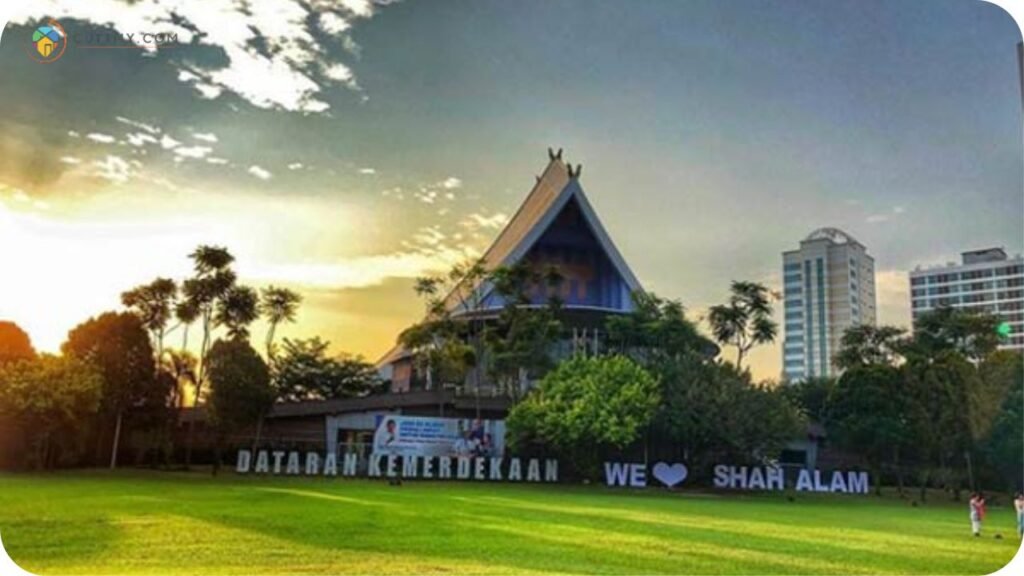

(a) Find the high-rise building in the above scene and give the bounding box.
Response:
[782,228,877,382]
[909,248,1024,351]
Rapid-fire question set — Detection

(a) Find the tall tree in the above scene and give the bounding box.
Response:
[62,312,155,469]
[0,321,36,365]
[707,281,778,371]
[0,354,103,469]
[909,307,999,362]
[181,245,236,467]
[259,286,302,357]
[830,365,910,494]
[174,300,200,350]
[206,339,274,475]
[834,325,907,371]
[121,277,177,362]
[214,285,260,341]
[605,291,717,365]
[486,263,564,400]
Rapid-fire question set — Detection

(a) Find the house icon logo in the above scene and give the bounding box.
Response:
[29,20,67,63]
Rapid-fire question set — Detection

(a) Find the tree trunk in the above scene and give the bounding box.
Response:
[252,414,264,455]
[110,409,123,470]
[919,469,929,503]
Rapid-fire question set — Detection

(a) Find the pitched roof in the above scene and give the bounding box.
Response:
[378,151,641,365]
[443,155,641,314]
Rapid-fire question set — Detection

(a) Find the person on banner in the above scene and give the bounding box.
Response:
[452,430,473,457]
[375,418,398,452]
[969,492,986,537]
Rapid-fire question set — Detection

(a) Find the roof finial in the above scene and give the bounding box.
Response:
[566,163,582,179]
[556,148,563,160]
[548,147,555,160]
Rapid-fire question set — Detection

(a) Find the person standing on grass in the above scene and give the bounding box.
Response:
[969,492,986,537]
[1014,492,1024,538]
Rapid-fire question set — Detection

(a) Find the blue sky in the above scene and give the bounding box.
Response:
[0,0,1021,379]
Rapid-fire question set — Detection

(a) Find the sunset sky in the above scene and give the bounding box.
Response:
[0,0,1021,380]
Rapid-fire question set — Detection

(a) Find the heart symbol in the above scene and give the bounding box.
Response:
[652,462,688,487]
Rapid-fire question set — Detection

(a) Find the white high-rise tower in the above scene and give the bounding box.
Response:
[782,228,877,382]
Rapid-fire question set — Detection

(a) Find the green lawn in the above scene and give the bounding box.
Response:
[0,471,1020,575]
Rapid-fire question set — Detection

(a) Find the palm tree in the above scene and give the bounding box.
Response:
[215,286,260,340]
[174,300,200,350]
[707,281,778,371]
[121,277,178,362]
[259,286,302,358]
[182,245,237,468]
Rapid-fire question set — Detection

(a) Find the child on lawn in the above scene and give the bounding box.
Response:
[969,492,986,537]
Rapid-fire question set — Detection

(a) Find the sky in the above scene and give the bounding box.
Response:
[0,0,1021,381]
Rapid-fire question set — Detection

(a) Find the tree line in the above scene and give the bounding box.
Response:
[0,245,382,471]
[785,309,1022,498]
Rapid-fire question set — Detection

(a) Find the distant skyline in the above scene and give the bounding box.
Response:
[1,0,1022,380]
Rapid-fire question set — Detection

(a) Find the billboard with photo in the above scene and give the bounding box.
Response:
[371,415,506,458]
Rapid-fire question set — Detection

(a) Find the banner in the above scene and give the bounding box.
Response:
[372,415,506,459]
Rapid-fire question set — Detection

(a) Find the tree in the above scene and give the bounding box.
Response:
[981,373,1023,492]
[834,325,906,371]
[903,351,978,500]
[486,262,564,400]
[0,355,103,469]
[506,355,658,479]
[272,337,382,401]
[181,244,237,467]
[830,365,910,494]
[0,321,36,365]
[781,376,836,425]
[120,278,177,362]
[707,281,778,371]
[206,339,274,475]
[653,353,804,471]
[260,286,302,358]
[400,261,486,392]
[62,312,156,469]
[214,285,260,341]
[909,307,999,362]
[605,291,717,365]
[174,300,200,350]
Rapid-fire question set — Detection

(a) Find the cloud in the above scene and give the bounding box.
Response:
[86,133,116,144]
[463,212,509,230]
[11,0,395,113]
[441,177,463,190]
[115,116,160,134]
[159,134,181,150]
[173,145,213,160]
[865,214,889,224]
[125,132,159,147]
[359,167,377,175]
[893,206,906,214]
[415,189,439,204]
[248,165,273,180]
[192,132,218,143]
[288,162,304,170]
[206,157,229,165]
[93,155,133,184]
[59,156,82,165]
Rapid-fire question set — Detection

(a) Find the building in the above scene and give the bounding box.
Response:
[909,248,1024,351]
[378,149,642,394]
[782,228,877,381]
[179,150,647,458]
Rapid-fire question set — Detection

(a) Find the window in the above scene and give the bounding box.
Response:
[784,262,802,272]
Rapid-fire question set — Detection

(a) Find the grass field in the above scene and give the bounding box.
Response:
[0,470,1020,575]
